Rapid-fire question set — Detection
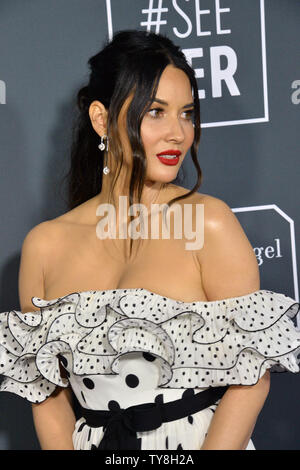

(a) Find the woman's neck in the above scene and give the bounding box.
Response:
[99,163,167,210]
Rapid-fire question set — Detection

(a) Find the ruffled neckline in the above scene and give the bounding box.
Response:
[31,287,287,307]
[1,287,299,403]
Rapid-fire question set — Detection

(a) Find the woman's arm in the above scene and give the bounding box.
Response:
[200,371,270,450]
[31,385,76,450]
[196,195,270,450]
[19,223,76,450]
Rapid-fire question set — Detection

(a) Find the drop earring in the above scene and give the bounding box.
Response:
[103,163,110,175]
[98,135,110,175]
[98,135,107,152]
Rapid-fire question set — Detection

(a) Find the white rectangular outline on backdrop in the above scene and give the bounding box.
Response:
[105,0,269,128]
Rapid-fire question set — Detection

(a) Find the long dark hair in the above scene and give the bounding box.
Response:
[63,30,202,256]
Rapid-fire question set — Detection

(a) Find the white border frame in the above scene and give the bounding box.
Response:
[105,0,269,128]
[232,204,299,306]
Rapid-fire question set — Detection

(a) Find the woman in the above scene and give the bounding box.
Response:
[0,30,299,451]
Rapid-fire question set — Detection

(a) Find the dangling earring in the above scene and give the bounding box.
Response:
[103,162,110,175]
[98,135,110,175]
[98,135,107,151]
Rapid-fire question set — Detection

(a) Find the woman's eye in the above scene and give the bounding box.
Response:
[182,109,194,121]
[148,108,164,118]
[147,107,194,121]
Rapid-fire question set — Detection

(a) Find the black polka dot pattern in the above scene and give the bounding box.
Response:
[83,378,95,390]
[143,352,156,362]
[125,374,139,388]
[0,288,299,405]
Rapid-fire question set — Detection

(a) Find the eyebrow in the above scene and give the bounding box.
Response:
[151,98,194,109]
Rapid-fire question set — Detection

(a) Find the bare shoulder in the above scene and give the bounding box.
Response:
[193,192,237,227]
[194,193,260,299]
[19,220,65,312]
[21,216,74,261]
[23,196,101,255]
[22,219,60,249]
[192,192,250,248]
[167,186,235,228]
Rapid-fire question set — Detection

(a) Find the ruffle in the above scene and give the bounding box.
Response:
[108,318,175,385]
[0,288,299,403]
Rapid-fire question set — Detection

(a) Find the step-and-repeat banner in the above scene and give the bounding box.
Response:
[0,0,299,450]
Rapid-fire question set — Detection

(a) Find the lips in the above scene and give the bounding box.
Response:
[156,150,181,157]
[156,150,181,166]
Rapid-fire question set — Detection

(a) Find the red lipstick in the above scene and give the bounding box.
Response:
[156,150,181,166]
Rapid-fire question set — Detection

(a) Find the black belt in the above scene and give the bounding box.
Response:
[79,386,229,450]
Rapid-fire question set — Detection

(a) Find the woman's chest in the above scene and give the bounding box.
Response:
[44,224,207,302]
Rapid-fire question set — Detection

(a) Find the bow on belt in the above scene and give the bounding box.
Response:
[82,401,164,450]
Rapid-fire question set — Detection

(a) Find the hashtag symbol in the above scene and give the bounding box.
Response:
[140,0,168,34]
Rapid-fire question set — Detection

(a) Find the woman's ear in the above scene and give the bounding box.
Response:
[88,101,108,136]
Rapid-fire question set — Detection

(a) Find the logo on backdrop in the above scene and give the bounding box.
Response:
[232,204,299,323]
[105,0,269,128]
[253,238,283,267]
[0,80,6,104]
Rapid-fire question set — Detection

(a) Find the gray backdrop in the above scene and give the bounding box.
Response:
[0,0,299,450]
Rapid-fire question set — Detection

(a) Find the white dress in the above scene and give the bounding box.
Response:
[0,288,299,450]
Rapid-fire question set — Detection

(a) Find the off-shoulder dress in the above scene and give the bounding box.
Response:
[0,288,299,450]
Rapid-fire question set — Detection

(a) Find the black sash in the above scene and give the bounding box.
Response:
[79,386,229,450]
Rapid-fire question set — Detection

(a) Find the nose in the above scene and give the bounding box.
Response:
[164,115,185,143]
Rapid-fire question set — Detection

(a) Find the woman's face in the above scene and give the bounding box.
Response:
[140,65,195,184]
